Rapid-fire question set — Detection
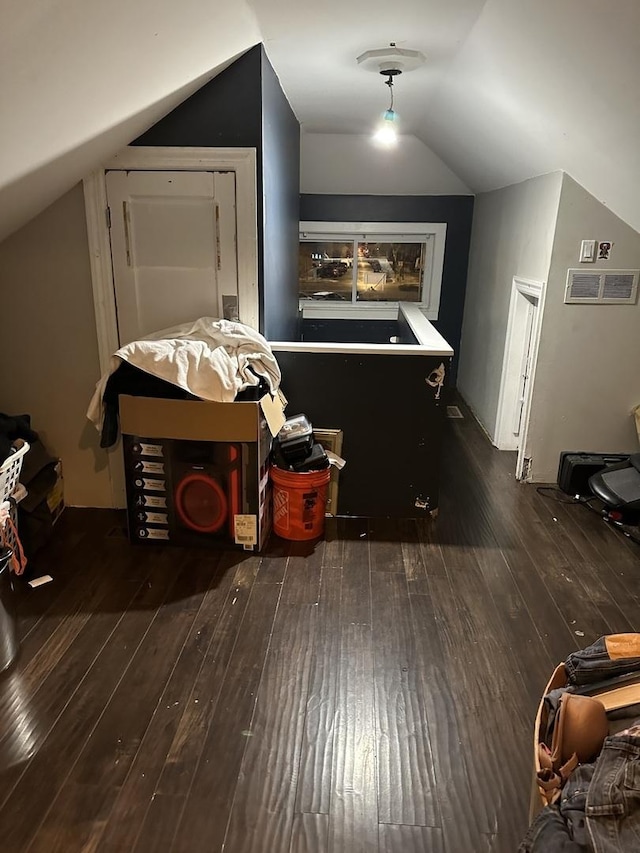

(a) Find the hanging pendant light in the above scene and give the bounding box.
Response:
[373,71,400,146]
[356,44,426,148]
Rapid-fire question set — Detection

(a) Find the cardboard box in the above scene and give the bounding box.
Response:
[46,460,65,525]
[119,395,285,552]
[314,428,343,516]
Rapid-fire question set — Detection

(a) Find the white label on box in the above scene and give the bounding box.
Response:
[138,528,169,541]
[143,512,168,525]
[135,494,167,509]
[137,442,164,457]
[234,514,257,546]
[134,460,165,475]
[133,477,166,492]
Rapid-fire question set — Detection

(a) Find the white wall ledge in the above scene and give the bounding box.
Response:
[269,304,454,357]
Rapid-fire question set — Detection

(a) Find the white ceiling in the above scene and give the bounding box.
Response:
[252,0,487,136]
[0,0,261,242]
[253,0,640,231]
[1,0,639,241]
[420,0,640,232]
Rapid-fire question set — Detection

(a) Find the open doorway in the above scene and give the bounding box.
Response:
[495,277,545,479]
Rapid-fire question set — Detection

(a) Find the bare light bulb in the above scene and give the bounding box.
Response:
[373,111,398,146]
[373,124,397,146]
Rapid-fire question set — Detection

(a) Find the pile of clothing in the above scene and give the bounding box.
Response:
[87,318,282,446]
[0,413,59,562]
[0,414,38,466]
[520,634,640,852]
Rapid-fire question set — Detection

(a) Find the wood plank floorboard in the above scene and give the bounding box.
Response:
[450,413,584,664]
[290,813,329,853]
[130,554,264,852]
[83,552,232,853]
[13,510,131,645]
[26,553,218,853]
[0,547,153,797]
[378,823,445,853]
[327,621,378,853]
[409,592,498,851]
[295,561,342,815]
[528,495,635,634]
[370,571,439,827]
[368,518,405,574]
[150,554,262,791]
[221,602,317,853]
[0,408,638,853]
[168,580,282,853]
[0,549,182,852]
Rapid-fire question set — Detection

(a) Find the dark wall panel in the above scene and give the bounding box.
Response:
[299,195,474,383]
[276,350,448,516]
[133,47,263,148]
[301,318,409,345]
[260,51,300,341]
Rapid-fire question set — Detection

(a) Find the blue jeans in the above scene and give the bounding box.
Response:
[520,728,640,852]
[565,637,640,687]
[519,765,594,852]
[586,727,640,852]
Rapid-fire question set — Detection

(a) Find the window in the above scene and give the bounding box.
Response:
[298,221,446,319]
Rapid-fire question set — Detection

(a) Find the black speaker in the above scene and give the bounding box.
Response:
[557,451,630,496]
[171,441,243,538]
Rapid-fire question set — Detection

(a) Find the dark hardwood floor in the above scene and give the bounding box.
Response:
[1,406,639,852]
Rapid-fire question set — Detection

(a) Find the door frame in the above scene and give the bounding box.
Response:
[83,146,258,507]
[494,276,546,480]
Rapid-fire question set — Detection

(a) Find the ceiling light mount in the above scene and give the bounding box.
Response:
[356,44,426,76]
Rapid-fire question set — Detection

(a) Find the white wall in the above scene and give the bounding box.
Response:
[526,174,640,481]
[423,0,640,232]
[457,172,563,437]
[301,133,471,195]
[0,185,112,507]
[0,0,261,241]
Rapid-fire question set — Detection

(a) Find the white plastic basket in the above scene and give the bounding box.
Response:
[0,441,29,503]
[0,441,29,567]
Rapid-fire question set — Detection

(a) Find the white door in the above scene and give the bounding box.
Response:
[105,170,238,345]
[495,277,545,472]
[512,298,535,436]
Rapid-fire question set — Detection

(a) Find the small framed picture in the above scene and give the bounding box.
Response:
[597,241,612,260]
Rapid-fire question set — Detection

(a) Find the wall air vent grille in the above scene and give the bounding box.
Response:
[603,273,635,300]
[565,269,638,304]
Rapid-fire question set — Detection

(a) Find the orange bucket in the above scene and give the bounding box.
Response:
[270,465,331,541]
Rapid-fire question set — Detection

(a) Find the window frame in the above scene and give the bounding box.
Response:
[299,221,447,320]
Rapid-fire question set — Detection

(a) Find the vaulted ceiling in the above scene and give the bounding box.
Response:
[1,0,639,242]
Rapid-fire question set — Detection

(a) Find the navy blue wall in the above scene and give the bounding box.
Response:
[132,45,300,340]
[260,53,300,341]
[299,195,474,382]
[133,48,263,148]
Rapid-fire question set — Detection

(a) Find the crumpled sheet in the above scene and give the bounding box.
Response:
[87,317,281,431]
